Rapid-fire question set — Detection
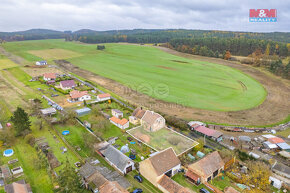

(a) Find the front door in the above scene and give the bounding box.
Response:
[126,166,132,173]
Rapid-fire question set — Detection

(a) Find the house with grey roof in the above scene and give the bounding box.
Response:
[272,162,290,179]
[79,162,108,193]
[100,145,135,175]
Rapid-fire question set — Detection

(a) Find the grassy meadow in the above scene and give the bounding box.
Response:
[2,39,267,111]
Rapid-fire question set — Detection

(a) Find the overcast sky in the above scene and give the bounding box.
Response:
[0,0,289,32]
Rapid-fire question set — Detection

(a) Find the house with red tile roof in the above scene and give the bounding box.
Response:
[141,110,165,132]
[70,90,91,102]
[43,73,57,81]
[194,126,223,142]
[60,80,76,90]
[97,93,111,102]
[187,151,224,183]
[268,137,285,144]
[109,117,129,129]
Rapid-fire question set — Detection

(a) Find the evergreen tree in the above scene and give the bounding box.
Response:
[214,51,219,58]
[10,107,31,136]
[56,160,84,193]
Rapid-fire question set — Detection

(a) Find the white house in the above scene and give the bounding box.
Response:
[109,117,129,129]
[70,90,91,102]
[97,93,111,102]
[101,145,135,175]
[36,61,47,66]
[111,109,123,118]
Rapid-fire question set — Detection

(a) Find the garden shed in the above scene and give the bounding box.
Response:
[75,107,91,116]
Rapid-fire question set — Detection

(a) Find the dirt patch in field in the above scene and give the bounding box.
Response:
[28,49,82,60]
[156,65,177,71]
[22,66,64,77]
[134,132,150,143]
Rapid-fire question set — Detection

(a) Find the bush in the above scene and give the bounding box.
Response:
[168,135,181,145]
[25,134,35,146]
[163,115,188,131]
[97,45,105,50]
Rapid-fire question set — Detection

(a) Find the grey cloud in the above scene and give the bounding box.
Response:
[0,0,289,32]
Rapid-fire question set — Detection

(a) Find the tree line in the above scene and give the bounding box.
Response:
[1,28,289,43]
[168,37,288,57]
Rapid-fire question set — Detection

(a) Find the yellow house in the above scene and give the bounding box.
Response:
[139,148,181,186]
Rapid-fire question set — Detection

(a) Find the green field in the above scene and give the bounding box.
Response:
[2,39,267,111]
[0,54,18,70]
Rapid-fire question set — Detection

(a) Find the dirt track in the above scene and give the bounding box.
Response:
[16,45,289,126]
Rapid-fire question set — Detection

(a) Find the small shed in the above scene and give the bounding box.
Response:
[187,153,195,161]
[41,107,57,116]
[239,136,251,142]
[262,134,276,139]
[249,152,260,159]
[75,107,91,116]
[263,141,278,149]
[196,151,205,158]
[112,109,123,119]
[276,143,290,152]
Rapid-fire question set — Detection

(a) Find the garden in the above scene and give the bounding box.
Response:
[127,125,198,155]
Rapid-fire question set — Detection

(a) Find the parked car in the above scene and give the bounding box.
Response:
[132,188,143,193]
[178,168,185,173]
[134,175,143,183]
[200,188,210,193]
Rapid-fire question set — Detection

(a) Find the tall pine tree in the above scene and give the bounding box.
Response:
[10,107,31,136]
[56,160,84,193]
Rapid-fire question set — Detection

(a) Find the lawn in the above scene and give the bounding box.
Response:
[2,39,266,111]
[127,126,198,155]
[210,176,238,191]
[172,173,213,193]
[55,124,93,158]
